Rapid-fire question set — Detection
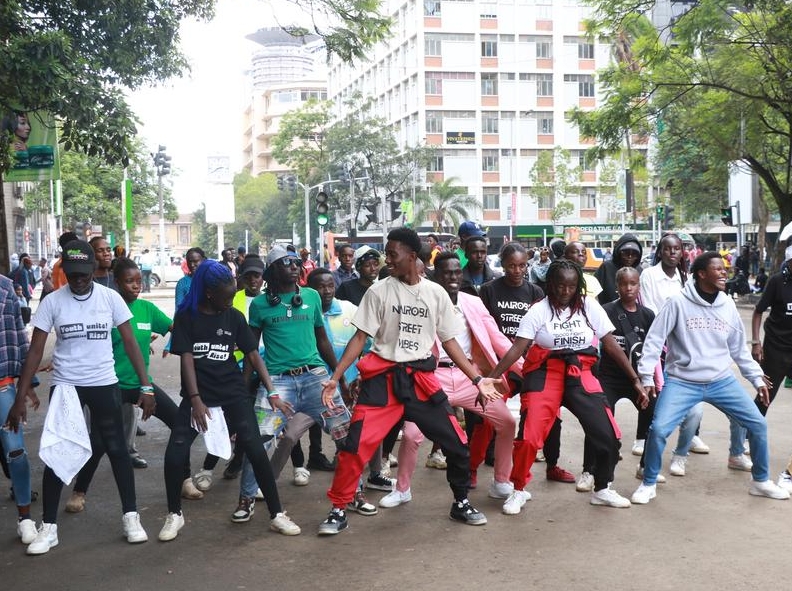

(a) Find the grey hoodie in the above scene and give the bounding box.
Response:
[637,280,763,388]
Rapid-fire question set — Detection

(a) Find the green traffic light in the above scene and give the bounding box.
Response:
[317,214,328,226]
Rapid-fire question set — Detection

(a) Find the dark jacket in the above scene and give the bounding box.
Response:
[460,264,499,297]
[594,233,643,305]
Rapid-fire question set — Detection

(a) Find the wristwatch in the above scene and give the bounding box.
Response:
[471,375,483,386]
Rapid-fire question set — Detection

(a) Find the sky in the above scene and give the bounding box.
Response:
[127,0,306,214]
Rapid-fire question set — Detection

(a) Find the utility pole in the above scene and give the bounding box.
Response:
[152,145,171,265]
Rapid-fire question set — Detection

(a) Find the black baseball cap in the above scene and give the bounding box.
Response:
[61,240,96,275]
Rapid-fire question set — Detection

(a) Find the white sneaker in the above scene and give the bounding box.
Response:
[379,463,392,479]
[425,450,447,470]
[590,484,631,508]
[631,439,645,456]
[502,489,531,515]
[270,512,301,535]
[193,469,214,492]
[181,477,204,500]
[158,512,185,542]
[576,472,594,492]
[379,488,412,508]
[728,454,753,472]
[689,435,710,454]
[255,488,265,500]
[122,512,148,543]
[488,480,514,499]
[777,471,792,492]
[26,523,58,555]
[669,454,688,477]
[293,467,310,486]
[635,466,667,483]
[749,479,791,500]
[630,483,657,505]
[17,518,37,544]
[535,449,546,463]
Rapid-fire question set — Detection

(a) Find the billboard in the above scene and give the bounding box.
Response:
[2,110,60,181]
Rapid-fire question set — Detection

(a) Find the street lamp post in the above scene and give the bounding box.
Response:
[152,145,171,266]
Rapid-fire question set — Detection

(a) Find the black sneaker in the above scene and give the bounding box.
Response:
[231,497,255,523]
[318,508,348,535]
[346,491,378,516]
[449,499,488,526]
[366,472,394,491]
[307,453,336,472]
[130,454,148,469]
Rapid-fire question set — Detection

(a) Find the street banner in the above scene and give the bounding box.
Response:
[2,110,61,181]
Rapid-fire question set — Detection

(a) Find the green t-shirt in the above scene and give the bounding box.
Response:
[112,298,172,389]
[248,287,325,375]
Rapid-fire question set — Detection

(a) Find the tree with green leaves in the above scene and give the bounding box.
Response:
[528,147,582,225]
[581,1,792,262]
[412,178,480,233]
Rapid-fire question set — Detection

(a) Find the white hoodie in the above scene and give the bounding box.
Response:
[637,281,763,388]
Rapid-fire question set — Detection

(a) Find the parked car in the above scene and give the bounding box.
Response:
[150,263,185,287]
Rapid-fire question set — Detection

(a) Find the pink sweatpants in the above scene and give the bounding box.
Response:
[395,365,515,492]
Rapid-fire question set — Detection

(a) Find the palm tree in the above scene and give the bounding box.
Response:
[413,177,481,233]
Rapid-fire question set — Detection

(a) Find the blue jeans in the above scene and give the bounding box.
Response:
[642,375,770,484]
[0,384,32,506]
[240,367,349,498]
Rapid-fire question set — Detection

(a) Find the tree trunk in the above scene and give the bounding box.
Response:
[756,186,768,270]
[0,175,9,273]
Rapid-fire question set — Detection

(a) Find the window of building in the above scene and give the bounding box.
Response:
[576,150,596,171]
[483,190,500,210]
[427,156,444,171]
[582,188,597,209]
[481,73,498,95]
[424,1,441,16]
[579,42,594,59]
[425,35,442,56]
[444,110,476,118]
[500,72,515,80]
[482,150,499,171]
[481,35,498,57]
[482,112,499,134]
[426,111,443,133]
[425,72,442,95]
[534,74,553,96]
[565,74,595,97]
[538,113,553,134]
[536,39,552,59]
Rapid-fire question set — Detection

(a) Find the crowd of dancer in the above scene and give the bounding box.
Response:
[3,224,792,555]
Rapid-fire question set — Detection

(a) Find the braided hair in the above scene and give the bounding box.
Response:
[654,232,688,285]
[177,259,234,317]
[112,256,138,276]
[545,258,592,329]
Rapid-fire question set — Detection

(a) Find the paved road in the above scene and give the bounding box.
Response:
[3,295,790,591]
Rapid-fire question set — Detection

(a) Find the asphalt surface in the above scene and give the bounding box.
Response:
[3,289,790,591]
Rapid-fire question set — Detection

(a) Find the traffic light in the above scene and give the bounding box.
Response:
[316,191,329,227]
[655,205,664,218]
[333,165,350,184]
[277,176,285,191]
[663,204,675,230]
[389,200,402,221]
[721,207,734,226]
[153,145,171,176]
[287,175,297,192]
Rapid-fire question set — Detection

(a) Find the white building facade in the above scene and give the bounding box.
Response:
[328,0,630,244]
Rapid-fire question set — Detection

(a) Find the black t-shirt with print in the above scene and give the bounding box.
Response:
[479,277,544,340]
[599,300,654,383]
[171,307,257,406]
[756,272,792,351]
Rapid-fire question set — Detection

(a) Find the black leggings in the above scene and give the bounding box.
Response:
[72,383,183,494]
[164,398,282,516]
[43,384,136,523]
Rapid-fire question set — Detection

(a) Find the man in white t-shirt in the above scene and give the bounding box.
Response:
[316,228,500,535]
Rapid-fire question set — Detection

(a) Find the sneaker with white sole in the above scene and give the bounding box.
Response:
[777,471,792,492]
[17,518,37,544]
[635,466,667,483]
[122,512,148,543]
[255,488,265,500]
[231,497,255,523]
[728,454,753,472]
[270,512,301,535]
[576,472,594,492]
[449,499,487,525]
[387,453,399,467]
[425,450,447,470]
[347,491,378,515]
[181,478,204,500]
[689,435,710,454]
[318,508,348,535]
[293,467,310,486]
[749,479,790,500]
[192,469,214,492]
[669,454,687,477]
[535,449,546,463]
[631,439,645,456]
[590,485,631,508]
[379,488,412,508]
[26,523,58,555]
[502,489,531,515]
[630,483,657,504]
[366,472,395,491]
[379,463,392,479]
[488,480,514,499]
[158,512,185,542]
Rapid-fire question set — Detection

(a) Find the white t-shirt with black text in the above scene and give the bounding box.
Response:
[33,284,133,386]
[515,296,614,351]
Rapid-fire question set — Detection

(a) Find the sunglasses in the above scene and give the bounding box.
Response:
[278,257,303,267]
